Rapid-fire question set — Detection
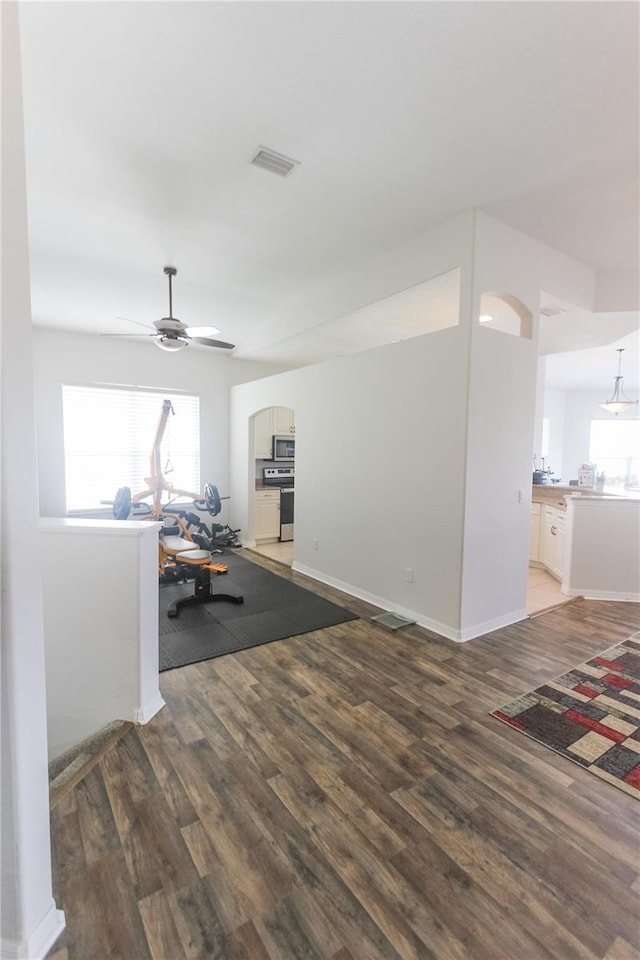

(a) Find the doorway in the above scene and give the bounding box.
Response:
[249,540,294,567]
[527,567,565,615]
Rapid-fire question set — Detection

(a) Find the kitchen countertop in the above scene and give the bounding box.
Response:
[531,483,636,512]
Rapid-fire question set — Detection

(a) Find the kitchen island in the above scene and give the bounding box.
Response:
[530,484,639,602]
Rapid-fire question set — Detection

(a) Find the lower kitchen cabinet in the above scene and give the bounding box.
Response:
[255,489,280,541]
[540,505,566,581]
[529,503,541,561]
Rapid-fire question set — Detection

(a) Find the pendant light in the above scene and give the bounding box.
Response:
[599,348,638,415]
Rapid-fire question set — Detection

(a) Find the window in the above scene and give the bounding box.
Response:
[62,385,200,512]
[589,419,640,491]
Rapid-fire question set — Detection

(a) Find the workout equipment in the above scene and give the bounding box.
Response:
[111,399,244,613]
[125,398,203,518]
[162,504,242,551]
[158,514,243,618]
[112,399,240,539]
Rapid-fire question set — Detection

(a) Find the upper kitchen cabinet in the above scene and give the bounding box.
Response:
[254,409,273,459]
[272,407,295,436]
[254,407,295,459]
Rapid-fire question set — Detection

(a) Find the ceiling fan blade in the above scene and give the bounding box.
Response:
[112,269,235,351]
[191,337,235,350]
[118,316,156,331]
[184,325,221,338]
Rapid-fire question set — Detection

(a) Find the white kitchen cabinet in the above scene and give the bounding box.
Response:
[272,406,295,436]
[540,505,566,581]
[254,407,296,459]
[529,503,541,561]
[254,489,280,540]
[254,409,273,459]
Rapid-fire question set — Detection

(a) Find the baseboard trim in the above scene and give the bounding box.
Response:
[1,901,65,960]
[50,721,133,809]
[133,693,166,724]
[292,563,531,643]
[458,608,529,642]
[575,589,640,602]
[292,563,461,642]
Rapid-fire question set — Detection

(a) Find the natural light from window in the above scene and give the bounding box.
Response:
[589,419,640,491]
[62,385,200,512]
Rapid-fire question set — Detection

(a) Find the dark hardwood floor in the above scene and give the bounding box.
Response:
[47,555,640,960]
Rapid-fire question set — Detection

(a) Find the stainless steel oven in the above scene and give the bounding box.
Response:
[263,468,294,541]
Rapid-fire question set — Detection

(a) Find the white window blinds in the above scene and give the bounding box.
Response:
[62,385,200,512]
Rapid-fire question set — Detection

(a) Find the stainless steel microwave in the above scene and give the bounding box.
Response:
[272,435,295,461]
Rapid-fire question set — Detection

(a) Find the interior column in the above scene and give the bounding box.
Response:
[0,4,65,957]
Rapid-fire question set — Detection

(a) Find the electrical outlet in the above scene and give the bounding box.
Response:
[313,538,318,550]
[406,568,414,583]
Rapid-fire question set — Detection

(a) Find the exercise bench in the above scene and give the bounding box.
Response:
[160,530,244,619]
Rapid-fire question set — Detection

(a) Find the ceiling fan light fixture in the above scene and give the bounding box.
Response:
[155,335,189,352]
[599,348,638,416]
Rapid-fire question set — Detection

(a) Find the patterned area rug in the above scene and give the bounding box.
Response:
[491,634,640,799]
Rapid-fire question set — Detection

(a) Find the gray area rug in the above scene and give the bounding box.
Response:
[159,551,358,671]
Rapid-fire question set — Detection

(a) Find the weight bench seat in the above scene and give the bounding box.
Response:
[161,536,207,558]
[161,535,244,619]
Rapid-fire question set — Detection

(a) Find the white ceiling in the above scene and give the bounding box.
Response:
[18,1,640,377]
[544,329,639,393]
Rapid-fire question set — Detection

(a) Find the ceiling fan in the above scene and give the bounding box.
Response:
[109,266,235,352]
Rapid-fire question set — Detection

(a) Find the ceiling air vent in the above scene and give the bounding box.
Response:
[250,146,300,178]
[540,305,566,317]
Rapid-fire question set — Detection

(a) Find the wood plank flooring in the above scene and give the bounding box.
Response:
[47,554,640,960]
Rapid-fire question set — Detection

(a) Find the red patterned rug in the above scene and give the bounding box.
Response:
[491,633,640,799]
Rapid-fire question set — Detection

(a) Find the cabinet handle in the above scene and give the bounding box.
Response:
[551,525,556,535]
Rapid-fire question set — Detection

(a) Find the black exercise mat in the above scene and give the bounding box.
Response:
[158,550,359,671]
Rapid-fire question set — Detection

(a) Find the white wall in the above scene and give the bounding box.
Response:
[462,327,538,633]
[40,519,164,760]
[561,390,640,483]
[232,326,471,636]
[1,5,65,956]
[461,212,542,635]
[240,210,476,355]
[459,212,597,635]
[595,270,640,312]
[32,328,284,518]
[564,497,640,601]
[229,212,477,638]
[231,210,599,642]
[542,384,566,479]
[532,357,546,463]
